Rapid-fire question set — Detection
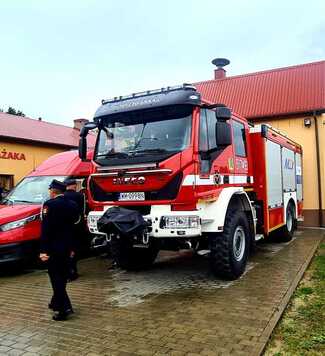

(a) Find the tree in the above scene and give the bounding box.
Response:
[16,110,25,117]
[6,106,25,117]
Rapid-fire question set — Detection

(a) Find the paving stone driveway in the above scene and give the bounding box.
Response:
[0,228,323,356]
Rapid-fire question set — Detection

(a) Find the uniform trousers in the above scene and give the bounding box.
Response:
[48,254,72,312]
[68,224,82,277]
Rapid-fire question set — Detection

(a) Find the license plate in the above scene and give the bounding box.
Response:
[118,192,145,201]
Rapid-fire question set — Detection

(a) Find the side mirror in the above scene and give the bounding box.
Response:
[80,122,97,137]
[216,121,232,146]
[78,122,97,161]
[215,106,231,121]
[79,137,87,161]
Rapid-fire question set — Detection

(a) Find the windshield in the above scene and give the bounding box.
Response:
[95,105,192,160]
[1,176,67,205]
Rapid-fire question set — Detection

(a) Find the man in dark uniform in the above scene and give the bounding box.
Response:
[64,178,86,281]
[39,179,79,321]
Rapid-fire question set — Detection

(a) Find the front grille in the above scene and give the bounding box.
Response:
[90,172,183,202]
[147,172,183,200]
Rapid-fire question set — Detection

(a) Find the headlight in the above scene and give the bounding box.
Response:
[0,214,40,232]
[88,215,99,229]
[161,215,200,229]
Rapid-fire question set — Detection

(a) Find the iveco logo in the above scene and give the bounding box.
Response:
[113,176,146,185]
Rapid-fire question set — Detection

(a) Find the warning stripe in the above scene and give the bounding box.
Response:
[182,175,254,186]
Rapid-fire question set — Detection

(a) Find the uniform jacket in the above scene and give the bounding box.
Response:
[64,190,85,216]
[40,195,80,255]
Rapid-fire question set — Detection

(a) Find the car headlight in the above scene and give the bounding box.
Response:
[161,215,200,229]
[0,214,40,232]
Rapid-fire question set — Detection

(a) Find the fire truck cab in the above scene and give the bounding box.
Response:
[80,84,303,279]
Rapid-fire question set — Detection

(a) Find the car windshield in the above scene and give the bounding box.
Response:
[95,105,192,159]
[1,176,67,205]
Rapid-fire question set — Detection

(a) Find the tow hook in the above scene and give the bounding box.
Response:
[142,230,150,245]
[91,235,108,249]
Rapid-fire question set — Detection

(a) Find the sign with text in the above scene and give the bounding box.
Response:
[0,148,26,161]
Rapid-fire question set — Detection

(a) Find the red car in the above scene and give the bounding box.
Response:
[0,150,93,264]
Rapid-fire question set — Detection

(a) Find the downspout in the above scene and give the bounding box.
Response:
[313,112,323,227]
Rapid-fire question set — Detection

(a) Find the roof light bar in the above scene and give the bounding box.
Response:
[101,83,197,105]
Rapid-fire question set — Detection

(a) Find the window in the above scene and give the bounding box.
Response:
[199,109,216,151]
[199,109,218,174]
[199,109,208,151]
[233,120,247,156]
[96,106,192,161]
[206,110,217,149]
[3,176,67,204]
[0,174,14,191]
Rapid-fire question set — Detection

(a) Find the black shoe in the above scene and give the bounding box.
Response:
[52,312,68,321]
[65,308,74,315]
[48,303,58,311]
[68,273,79,282]
[108,261,119,270]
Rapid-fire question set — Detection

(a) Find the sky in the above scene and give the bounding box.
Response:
[0,0,324,126]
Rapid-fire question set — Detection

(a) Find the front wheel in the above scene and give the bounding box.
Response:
[209,211,250,280]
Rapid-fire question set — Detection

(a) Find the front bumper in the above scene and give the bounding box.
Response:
[88,205,202,238]
[0,240,39,264]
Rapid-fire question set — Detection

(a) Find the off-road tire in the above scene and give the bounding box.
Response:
[209,211,250,280]
[277,203,296,242]
[111,237,158,271]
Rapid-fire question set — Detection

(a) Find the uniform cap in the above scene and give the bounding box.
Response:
[64,178,77,186]
[49,179,66,192]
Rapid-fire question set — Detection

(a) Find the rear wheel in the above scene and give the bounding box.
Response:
[277,203,296,242]
[209,211,250,280]
[111,237,158,271]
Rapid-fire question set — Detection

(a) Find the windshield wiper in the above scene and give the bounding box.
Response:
[1,198,14,205]
[12,199,35,204]
[97,152,130,158]
[130,148,169,155]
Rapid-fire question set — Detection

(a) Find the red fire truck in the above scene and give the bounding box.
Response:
[0,150,92,265]
[79,84,303,279]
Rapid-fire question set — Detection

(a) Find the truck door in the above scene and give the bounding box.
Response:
[198,108,214,177]
[198,108,233,179]
[232,119,249,182]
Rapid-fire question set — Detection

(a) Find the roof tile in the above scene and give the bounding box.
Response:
[195,60,325,118]
[0,113,96,147]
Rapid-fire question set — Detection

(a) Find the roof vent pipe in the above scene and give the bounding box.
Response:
[212,58,230,80]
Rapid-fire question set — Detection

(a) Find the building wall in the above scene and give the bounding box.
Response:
[260,113,325,227]
[0,140,69,188]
